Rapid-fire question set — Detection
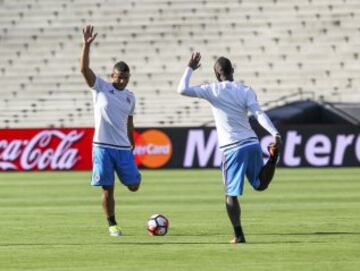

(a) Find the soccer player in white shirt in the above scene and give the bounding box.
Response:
[178,52,282,244]
[80,25,141,236]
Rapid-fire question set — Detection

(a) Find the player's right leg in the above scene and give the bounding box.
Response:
[101,185,122,236]
[256,143,280,191]
[245,143,279,192]
[91,146,122,236]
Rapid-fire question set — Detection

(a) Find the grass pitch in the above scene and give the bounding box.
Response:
[0,168,359,271]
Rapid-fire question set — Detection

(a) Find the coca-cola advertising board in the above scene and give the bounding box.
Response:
[0,128,94,171]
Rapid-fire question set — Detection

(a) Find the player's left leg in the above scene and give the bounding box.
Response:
[114,149,142,190]
[225,195,246,243]
[222,147,247,243]
[127,184,140,192]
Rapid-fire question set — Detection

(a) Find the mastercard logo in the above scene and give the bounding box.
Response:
[134,129,173,168]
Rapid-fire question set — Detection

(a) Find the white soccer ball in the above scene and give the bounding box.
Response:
[147,214,169,236]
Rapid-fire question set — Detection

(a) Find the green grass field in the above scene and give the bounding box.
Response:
[0,168,359,271]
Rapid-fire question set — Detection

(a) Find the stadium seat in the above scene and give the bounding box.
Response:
[0,0,360,127]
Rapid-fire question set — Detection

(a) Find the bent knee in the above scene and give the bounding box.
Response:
[127,184,140,192]
[254,184,268,192]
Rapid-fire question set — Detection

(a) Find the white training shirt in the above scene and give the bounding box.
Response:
[178,67,279,150]
[91,76,135,149]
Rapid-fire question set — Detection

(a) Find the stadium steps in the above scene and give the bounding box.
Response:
[0,0,359,128]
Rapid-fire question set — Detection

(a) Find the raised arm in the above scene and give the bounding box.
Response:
[177,52,203,97]
[80,25,98,87]
[177,52,212,99]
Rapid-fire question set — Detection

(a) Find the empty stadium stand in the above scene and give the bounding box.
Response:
[0,0,359,128]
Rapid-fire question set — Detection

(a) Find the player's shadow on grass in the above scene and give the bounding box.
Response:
[256,231,360,236]
[2,232,359,247]
[113,239,331,245]
[0,241,232,246]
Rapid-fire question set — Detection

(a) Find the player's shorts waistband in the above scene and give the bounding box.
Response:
[93,142,131,150]
[220,137,259,153]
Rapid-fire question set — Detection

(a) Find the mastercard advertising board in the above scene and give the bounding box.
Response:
[133,129,173,168]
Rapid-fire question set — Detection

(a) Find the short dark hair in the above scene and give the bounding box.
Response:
[214,57,233,76]
[113,61,130,73]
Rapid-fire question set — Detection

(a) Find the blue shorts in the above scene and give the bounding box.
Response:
[222,143,263,196]
[91,146,141,187]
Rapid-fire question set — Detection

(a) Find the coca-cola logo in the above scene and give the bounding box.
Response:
[0,130,85,170]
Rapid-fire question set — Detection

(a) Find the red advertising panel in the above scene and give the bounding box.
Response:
[0,128,94,171]
[0,128,174,171]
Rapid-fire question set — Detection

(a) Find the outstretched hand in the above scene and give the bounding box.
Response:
[82,25,97,45]
[188,52,201,70]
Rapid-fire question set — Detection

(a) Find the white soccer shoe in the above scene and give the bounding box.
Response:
[109,225,123,236]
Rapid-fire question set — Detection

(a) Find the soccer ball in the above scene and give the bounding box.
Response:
[147,214,169,236]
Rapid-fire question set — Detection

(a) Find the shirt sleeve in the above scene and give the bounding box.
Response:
[177,67,212,101]
[245,87,259,108]
[91,76,108,93]
[246,88,279,136]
